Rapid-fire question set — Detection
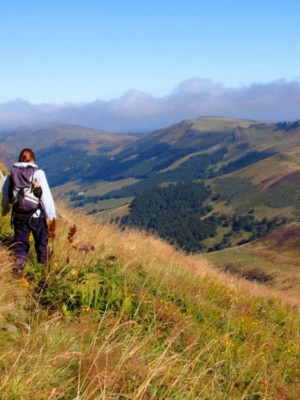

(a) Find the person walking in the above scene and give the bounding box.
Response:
[1,148,56,277]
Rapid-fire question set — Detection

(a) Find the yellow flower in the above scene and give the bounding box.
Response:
[70,269,78,276]
[51,262,58,271]
[19,278,29,288]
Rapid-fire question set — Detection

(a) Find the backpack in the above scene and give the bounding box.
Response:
[9,165,42,214]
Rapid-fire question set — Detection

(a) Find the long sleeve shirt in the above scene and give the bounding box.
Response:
[1,162,56,220]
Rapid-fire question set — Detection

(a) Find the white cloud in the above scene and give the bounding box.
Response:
[0,78,300,132]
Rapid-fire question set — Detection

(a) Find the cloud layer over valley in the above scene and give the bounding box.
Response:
[1,78,300,132]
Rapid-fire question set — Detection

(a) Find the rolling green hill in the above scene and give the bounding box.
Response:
[0,124,135,153]
[0,124,136,185]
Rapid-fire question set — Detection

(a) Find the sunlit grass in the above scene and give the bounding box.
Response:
[0,204,299,399]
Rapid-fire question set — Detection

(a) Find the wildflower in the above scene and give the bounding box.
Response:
[47,218,57,240]
[70,269,78,276]
[67,224,77,243]
[79,245,89,252]
[51,261,58,271]
[19,278,29,288]
[79,245,96,252]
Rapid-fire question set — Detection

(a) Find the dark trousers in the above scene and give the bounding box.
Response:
[13,216,48,267]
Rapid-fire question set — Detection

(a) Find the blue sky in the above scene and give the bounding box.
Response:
[1,0,299,102]
[0,0,300,129]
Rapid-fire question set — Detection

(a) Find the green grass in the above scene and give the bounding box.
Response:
[188,116,259,132]
[84,197,133,212]
[257,182,300,210]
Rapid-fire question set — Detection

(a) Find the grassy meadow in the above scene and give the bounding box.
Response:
[0,203,300,400]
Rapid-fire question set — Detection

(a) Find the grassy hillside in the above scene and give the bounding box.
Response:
[0,204,299,399]
[206,222,300,301]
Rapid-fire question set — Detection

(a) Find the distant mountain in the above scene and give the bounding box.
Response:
[79,116,263,183]
[0,123,136,165]
[0,124,137,184]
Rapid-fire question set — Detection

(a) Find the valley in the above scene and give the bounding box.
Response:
[2,116,300,296]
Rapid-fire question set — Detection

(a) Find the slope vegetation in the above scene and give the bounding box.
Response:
[0,204,299,400]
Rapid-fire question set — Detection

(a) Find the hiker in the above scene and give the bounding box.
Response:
[1,148,56,276]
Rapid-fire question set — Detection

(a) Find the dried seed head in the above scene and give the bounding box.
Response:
[47,218,57,240]
[67,224,77,243]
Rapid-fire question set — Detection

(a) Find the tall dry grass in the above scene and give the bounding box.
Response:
[0,246,26,321]
[55,203,299,309]
[0,204,299,399]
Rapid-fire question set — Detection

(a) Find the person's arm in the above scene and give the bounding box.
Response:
[1,174,11,216]
[35,170,56,220]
